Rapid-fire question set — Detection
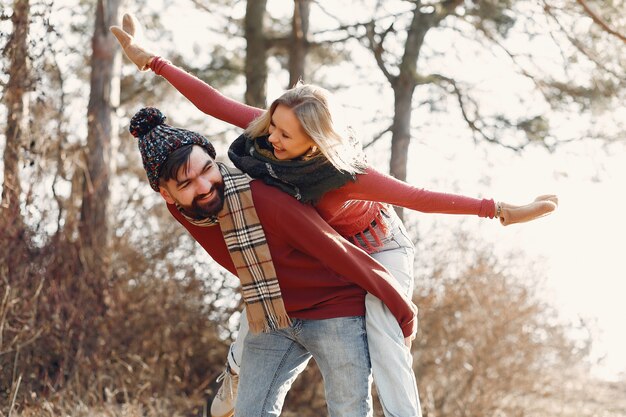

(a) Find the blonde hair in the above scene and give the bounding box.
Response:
[244,83,366,175]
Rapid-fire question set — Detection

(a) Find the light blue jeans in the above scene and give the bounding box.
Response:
[234,316,373,417]
[357,210,421,417]
[228,209,420,417]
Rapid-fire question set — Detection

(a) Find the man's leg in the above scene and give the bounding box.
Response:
[299,316,373,417]
[235,324,311,417]
[211,310,249,417]
[227,309,248,373]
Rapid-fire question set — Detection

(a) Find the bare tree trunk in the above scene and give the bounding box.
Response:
[79,0,120,279]
[288,0,311,87]
[245,0,268,107]
[389,9,429,220]
[390,86,415,220]
[1,0,30,286]
[2,0,30,227]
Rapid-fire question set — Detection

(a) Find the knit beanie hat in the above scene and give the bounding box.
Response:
[129,107,216,191]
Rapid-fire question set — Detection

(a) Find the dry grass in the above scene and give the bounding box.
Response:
[0,210,230,416]
[9,396,204,417]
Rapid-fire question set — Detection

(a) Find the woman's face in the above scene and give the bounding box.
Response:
[267,104,316,160]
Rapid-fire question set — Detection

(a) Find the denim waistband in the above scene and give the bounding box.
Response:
[351,207,400,253]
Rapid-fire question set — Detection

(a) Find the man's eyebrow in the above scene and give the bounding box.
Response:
[175,160,213,186]
[175,177,189,187]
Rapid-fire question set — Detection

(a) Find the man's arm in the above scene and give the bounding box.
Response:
[273,196,417,338]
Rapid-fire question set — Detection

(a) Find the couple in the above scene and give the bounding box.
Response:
[112,14,558,417]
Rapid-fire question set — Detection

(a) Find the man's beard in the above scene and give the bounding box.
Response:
[178,181,225,220]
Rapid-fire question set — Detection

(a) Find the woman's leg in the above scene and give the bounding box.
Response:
[360,213,422,417]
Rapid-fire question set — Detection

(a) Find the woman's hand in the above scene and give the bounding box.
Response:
[110,13,155,71]
[498,194,559,226]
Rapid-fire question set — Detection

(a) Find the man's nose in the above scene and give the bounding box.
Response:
[197,176,214,195]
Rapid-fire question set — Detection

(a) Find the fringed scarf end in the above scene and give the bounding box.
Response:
[247,313,292,334]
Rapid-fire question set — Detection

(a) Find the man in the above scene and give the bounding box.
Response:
[128,107,417,417]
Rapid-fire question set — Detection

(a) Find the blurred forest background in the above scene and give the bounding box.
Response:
[1,0,625,416]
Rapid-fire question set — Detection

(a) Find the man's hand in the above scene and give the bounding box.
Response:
[499,194,558,226]
[110,13,155,71]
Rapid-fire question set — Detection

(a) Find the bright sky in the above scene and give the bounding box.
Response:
[405,135,626,381]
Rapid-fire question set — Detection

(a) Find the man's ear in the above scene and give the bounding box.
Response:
[159,186,175,204]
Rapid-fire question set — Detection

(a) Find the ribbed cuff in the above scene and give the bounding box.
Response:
[150,56,171,74]
[480,198,496,218]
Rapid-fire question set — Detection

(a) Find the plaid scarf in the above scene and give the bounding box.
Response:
[177,163,291,333]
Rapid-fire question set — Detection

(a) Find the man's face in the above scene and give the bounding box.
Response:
[159,146,225,219]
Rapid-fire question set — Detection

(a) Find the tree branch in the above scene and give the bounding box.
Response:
[365,21,396,83]
[189,0,243,37]
[266,35,291,50]
[474,23,562,107]
[426,73,526,151]
[542,1,624,80]
[188,0,234,21]
[363,124,393,149]
[576,0,626,43]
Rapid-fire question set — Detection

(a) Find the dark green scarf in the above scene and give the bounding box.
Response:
[228,134,356,204]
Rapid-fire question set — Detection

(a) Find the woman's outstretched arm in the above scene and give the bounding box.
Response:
[150,57,263,129]
[111,13,263,129]
[320,166,557,225]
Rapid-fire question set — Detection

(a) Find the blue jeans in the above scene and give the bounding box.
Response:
[356,209,422,417]
[229,208,420,416]
[235,316,373,417]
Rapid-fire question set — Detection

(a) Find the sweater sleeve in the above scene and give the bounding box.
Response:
[150,57,264,129]
[273,196,418,338]
[333,166,496,218]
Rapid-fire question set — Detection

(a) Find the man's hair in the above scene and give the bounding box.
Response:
[159,144,212,185]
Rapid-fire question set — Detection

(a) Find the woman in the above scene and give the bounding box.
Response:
[112,15,557,417]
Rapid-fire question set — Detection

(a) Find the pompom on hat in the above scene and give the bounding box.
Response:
[129,107,216,191]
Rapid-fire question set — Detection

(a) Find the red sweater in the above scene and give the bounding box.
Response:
[151,58,496,239]
[167,180,417,337]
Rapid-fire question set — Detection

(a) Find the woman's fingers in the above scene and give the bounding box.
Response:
[500,199,557,226]
[534,194,559,206]
[122,13,137,36]
[110,15,154,71]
